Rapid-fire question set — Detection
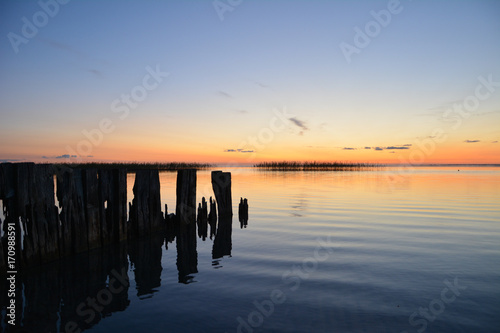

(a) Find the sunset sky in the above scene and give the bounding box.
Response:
[1,0,499,164]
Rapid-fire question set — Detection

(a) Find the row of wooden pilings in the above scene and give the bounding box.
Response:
[0,163,246,274]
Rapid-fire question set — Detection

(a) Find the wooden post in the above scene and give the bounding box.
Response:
[238,197,249,228]
[100,169,127,243]
[196,197,208,240]
[211,171,232,218]
[175,169,198,283]
[128,169,162,239]
[0,163,18,271]
[208,196,217,239]
[211,171,233,259]
[82,169,101,249]
[57,168,88,257]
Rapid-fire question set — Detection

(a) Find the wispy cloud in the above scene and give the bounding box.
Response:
[288,117,308,131]
[217,90,232,98]
[0,159,24,163]
[464,140,480,143]
[386,146,410,150]
[364,147,371,149]
[53,154,77,159]
[224,149,254,153]
[343,147,356,150]
[374,147,384,151]
[254,81,268,88]
[234,109,248,114]
[492,141,498,143]
[88,69,102,77]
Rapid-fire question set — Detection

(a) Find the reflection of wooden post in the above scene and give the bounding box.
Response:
[211,171,232,218]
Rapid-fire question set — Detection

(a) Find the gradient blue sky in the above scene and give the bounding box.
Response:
[1,0,499,164]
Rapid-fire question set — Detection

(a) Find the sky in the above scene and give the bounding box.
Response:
[0,0,499,164]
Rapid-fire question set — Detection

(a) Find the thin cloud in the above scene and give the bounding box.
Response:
[343,147,356,150]
[224,149,254,153]
[386,146,410,150]
[234,109,248,114]
[54,154,77,159]
[254,81,268,88]
[217,90,232,98]
[374,147,384,151]
[364,147,371,149]
[288,117,308,131]
[0,159,24,162]
[464,140,480,143]
[492,141,498,143]
[88,69,102,77]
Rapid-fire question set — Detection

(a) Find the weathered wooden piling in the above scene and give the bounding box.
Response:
[211,171,232,218]
[239,197,249,228]
[99,169,127,243]
[0,163,15,273]
[82,168,101,250]
[57,167,88,256]
[197,197,208,240]
[128,169,163,239]
[175,169,198,283]
[208,196,217,239]
[211,171,233,259]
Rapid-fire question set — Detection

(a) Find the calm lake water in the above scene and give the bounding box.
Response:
[2,166,499,333]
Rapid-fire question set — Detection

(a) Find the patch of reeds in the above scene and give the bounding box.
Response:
[253,161,378,171]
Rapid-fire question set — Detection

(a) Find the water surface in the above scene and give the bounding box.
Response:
[2,166,499,333]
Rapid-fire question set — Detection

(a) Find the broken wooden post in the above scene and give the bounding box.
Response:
[238,197,248,228]
[197,197,208,240]
[175,169,198,283]
[0,163,18,271]
[128,169,162,239]
[211,171,233,259]
[208,196,217,239]
[57,167,88,257]
[82,169,101,250]
[211,171,232,218]
[99,169,127,243]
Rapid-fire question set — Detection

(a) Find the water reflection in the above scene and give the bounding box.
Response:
[1,242,130,333]
[1,205,242,332]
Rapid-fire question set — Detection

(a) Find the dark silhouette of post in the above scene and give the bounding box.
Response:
[239,197,248,228]
[208,196,217,239]
[211,171,232,218]
[197,197,208,240]
[128,169,163,239]
[175,169,198,283]
[211,171,233,259]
